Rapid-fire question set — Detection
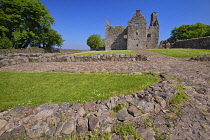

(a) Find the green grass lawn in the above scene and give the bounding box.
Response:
[0,72,158,109]
[63,50,136,56]
[146,49,210,57]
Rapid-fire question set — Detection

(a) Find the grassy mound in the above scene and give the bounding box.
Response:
[0,72,158,109]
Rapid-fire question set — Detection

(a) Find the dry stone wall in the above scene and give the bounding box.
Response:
[159,36,210,49]
[190,55,210,61]
[0,48,45,55]
[172,36,210,49]
[0,54,147,68]
[0,80,177,139]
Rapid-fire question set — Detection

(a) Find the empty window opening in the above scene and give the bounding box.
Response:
[136,32,139,35]
[135,23,139,26]
[147,34,151,37]
[137,44,138,47]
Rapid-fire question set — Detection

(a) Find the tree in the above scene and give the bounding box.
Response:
[0,0,64,49]
[170,23,210,41]
[87,34,104,50]
[0,36,12,49]
[102,38,106,47]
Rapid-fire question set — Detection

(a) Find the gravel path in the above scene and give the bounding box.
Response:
[0,50,210,139]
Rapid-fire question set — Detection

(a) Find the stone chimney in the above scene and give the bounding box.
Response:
[136,10,141,13]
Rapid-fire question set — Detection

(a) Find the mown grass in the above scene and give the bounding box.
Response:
[146,49,210,57]
[62,50,136,56]
[0,72,158,109]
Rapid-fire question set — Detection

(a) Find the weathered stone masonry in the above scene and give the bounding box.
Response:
[106,10,159,50]
[172,36,210,49]
[0,80,177,139]
[0,54,147,68]
[159,36,210,50]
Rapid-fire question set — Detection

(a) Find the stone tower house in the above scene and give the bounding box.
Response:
[106,10,159,50]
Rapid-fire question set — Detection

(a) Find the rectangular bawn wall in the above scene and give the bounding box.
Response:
[0,54,147,68]
[172,36,210,49]
[0,48,45,55]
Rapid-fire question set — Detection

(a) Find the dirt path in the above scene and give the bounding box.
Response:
[0,50,210,139]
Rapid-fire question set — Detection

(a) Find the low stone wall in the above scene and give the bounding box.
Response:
[190,55,210,61]
[0,48,45,55]
[0,80,177,139]
[0,54,147,68]
[172,36,210,49]
[0,54,57,68]
[59,49,85,54]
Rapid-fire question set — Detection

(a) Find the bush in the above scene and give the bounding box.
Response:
[0,36,12,49]
[87,34,104,50]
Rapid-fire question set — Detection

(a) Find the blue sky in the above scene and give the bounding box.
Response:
[40,0,210,50]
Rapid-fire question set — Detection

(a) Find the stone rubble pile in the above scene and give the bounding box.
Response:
[0,53,147,68]
[0,80,176,139]
[190,55,210,61]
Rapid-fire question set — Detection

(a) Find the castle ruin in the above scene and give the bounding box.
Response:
[106,10,159,50]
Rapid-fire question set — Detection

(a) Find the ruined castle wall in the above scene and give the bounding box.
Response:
[127,10,147,50]
[147,26,159,49]
[147,12,159,49]
[105,10,159,50]
[106,26,127,50]
[172,36,210,49]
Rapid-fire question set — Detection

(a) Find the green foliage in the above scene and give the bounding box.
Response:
[61,113,68,122]
[170,85,190,104]
[168,109,181,115]
[166,123,172,128]
[112,104,128,113]
[0,0,64,49]
[0,36,12,49]
[88,130,113,140]
[0,72,158,109]
[170,23,210,41]
[143,119,153,127]
[63,50,136,56]
[102,38,106,47]
[165,116,174,120]
[146,49,210,57]
[142,71,157,76]
[37,29,64,48]
[113,123,143,140]
[155,133,164,140]
[61,131,112,140]
[87,34,104,49]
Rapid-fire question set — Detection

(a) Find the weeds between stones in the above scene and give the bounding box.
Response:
[113,123,143,140]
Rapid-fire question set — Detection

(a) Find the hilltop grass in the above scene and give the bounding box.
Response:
[0,72,158,109]
[146,49,210,57]
[63,50,136,56]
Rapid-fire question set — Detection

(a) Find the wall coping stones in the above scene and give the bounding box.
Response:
[0,53,147,68]
[0,80,177,139]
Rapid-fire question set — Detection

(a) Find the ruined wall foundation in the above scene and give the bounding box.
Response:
[0,80,177,139]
